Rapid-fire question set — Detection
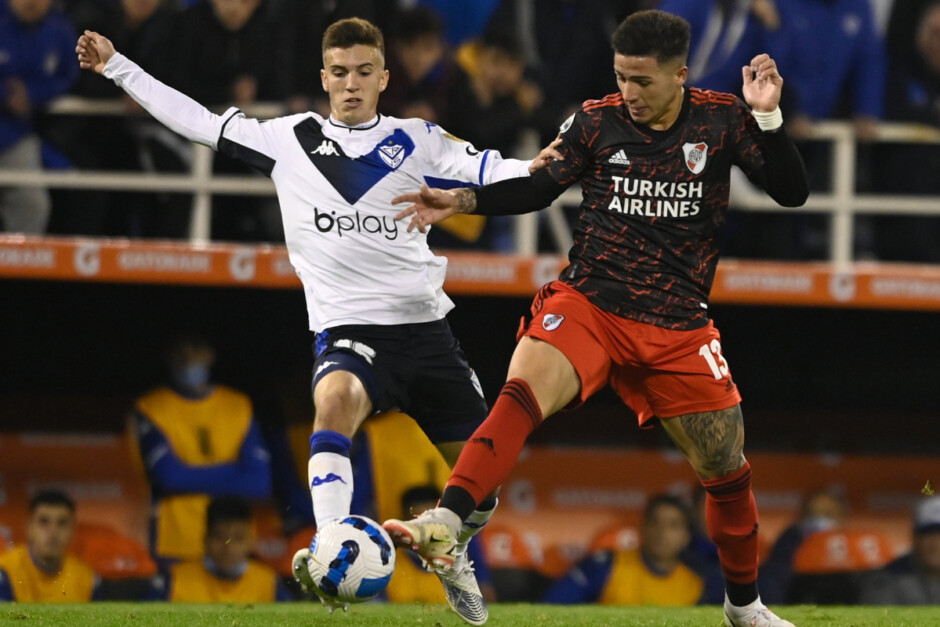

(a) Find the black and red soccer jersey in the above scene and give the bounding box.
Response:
[544,88,806,330]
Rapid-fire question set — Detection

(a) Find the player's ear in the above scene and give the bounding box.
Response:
[675,65,688,88]
[378,68,389,93]
[320,68,329,93]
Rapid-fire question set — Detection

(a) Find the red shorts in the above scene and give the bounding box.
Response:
[518,282,742,424]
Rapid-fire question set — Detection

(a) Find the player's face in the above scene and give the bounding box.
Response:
[205,520,253,575]
[641,503,691,563]
[321,45,389,126]
[27,505,74,565]
[614,53,687,131]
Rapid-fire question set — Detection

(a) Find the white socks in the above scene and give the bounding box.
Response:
[308,431,353,526]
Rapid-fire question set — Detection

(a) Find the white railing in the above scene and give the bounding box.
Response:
[2,96,940,261]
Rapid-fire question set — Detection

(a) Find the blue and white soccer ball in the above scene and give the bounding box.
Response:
[294,515,396,605]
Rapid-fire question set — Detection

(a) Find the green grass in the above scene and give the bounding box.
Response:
[1,603,939,626]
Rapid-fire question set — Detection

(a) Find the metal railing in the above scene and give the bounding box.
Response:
[2,96,940,261]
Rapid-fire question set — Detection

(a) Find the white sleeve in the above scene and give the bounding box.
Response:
[422,124,532,186]
[103,53,227,149]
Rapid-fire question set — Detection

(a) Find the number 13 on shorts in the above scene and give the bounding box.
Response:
[699,339,730,380]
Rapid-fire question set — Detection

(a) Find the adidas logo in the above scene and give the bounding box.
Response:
[608,149,631,166]
[311,140,339,156]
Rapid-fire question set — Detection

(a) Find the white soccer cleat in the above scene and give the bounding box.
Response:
[723,595,796,627]
[436,549,488,626]
[293,547,351,612]
[383,507,462,572]
[291,548,316,593]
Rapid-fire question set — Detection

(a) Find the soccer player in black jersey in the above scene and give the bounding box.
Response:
[385,10,808,627]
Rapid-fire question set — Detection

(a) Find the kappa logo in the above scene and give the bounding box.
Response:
[315,360,339,377]
[542,313,565,331]
[608,149,631,166]
[311,140,339,156]
[378,142,405,169]
[311,473,347,487]
[682,142,708,174]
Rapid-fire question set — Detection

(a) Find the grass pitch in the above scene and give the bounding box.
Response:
[1,603,938,626]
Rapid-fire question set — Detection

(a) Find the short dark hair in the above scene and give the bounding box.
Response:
[395,7,443,44]
[30,489,76,514]
[644,493,693,532]
[206,496,252,531]
[322,17,385,57]
[612,10,691,65]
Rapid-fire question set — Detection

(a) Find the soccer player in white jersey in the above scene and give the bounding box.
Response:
[77,18,559,624]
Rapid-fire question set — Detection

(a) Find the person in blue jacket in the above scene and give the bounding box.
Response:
[0,0,77,233]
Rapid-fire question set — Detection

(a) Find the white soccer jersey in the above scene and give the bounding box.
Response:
[103,53,532,330]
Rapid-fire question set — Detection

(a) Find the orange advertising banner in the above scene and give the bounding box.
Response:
[4,235,940,310]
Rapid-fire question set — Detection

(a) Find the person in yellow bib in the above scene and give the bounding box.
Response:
[128,334,273,566]
[149,496,290,602]
[543,493,703,606]
[0,490,101,602]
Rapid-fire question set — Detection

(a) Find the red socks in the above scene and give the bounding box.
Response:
[445,379,542,505]
[701,462,760,585]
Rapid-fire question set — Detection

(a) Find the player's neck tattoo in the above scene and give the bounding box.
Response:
[455,188,477,214]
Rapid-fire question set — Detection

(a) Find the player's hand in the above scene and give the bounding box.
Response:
[528,136,563,173]
[393,184,461,233]
[76,31,116,75]
[741,53,782,113]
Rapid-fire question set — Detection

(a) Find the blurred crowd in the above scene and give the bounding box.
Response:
[1,333,938,604]
[2,0,940,258]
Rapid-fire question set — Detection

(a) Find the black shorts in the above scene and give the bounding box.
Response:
[312,318,487,443]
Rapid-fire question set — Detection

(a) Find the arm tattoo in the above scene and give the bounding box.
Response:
[672,406,746,477]
[454,188,477,214]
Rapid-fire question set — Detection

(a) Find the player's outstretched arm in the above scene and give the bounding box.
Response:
[74,31,232,150]
[76,30,115,75]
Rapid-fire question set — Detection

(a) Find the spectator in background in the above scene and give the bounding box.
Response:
[542,494,703,605]
[758,486,846,604]
[157,0,292,242]
[128,334,273,567]
[860,496,940,604]
[419,0,501,48]
[0,0,77,234]
[0,490,102,602]
[486,0,652,146]
[381,6,453,123]
[47,0,186,238]
[733,0,886,260]
[657,0,784,98]
[871,0,940,263]
[777,0,885,141]
[885,0,935,67]
[441,27,542,250]
[149,496,291,602]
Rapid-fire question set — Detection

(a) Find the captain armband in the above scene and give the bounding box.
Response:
[751,107,784,131]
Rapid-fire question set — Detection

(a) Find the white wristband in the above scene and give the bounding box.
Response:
[751,107,784,131]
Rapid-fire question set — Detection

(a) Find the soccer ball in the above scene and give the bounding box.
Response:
[295,515,396,605]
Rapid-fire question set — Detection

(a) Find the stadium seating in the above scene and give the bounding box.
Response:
[788,528,896,604]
